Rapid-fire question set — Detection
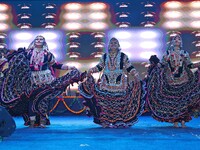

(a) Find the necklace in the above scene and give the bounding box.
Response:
[30,48,45,70]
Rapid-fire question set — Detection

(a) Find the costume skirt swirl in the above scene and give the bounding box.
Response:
[0,50,83,117]
[79,76,146,128]
[146,65,200,122]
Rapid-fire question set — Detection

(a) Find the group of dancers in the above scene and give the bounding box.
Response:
[0,34,199,130]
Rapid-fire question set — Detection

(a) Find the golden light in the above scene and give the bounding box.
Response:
[164,11,182,19]
[62,22,82,30]
[164,1,183,9]
[89,2,107,10]
[0,13,9,21]
[162,21,183,29]
[89,22,108,30]
[190,21,200,28]
[89,12,107,20]
[0,4,9,12]
[64,3,82,11]
[190,11,200,18]
[189,1,200,8]
[64,13,82,20]
[0,23,9,31]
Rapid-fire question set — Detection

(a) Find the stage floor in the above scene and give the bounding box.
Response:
[0,116,200,150]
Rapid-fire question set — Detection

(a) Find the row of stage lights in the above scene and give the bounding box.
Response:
[161,1,200,30]
[17,3,57,29]
[0,3,12,49]
[1,1,200,60]
[60,2,112,31]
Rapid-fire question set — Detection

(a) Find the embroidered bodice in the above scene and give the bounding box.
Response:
[91,52,135,92]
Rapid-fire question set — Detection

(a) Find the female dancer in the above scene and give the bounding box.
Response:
[0,36,86,127]
[146,35,200,128]
[79,37,146,128]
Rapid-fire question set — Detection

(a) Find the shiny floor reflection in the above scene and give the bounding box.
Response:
[1,116,200,150]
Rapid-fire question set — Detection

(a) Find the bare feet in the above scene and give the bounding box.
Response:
[181,121,186,128]
[173,122,178,128]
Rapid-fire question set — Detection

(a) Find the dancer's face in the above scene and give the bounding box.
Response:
[174,36,181,48]
[35,36,45,47]
[109,39,119,51]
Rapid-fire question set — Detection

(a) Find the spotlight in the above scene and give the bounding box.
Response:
[43,3,56,9]
[67,52,81,59]
[116,12,130,18]
[0,3,9,11]
[17,23,32,29]
[116,2,130,8]
[18,4,31,10]
[116,22,131,28]
[41,23,56,29]
[91,32,105,38]
[67,32,81,39]
[67,42,80,49]
[167,31,181,37]
[91,42,105,48]
[43,13,56,19]
[18,13,31,19]
[141,21,156,27]
[141,1,155,8]
[90,51,104,58]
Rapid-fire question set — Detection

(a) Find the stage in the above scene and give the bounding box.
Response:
[0,116,200,150]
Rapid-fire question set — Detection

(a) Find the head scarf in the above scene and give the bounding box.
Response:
[28,35,49,69]
[27,35,49,52]
[168,34,183,51]
[108,37,121,53]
